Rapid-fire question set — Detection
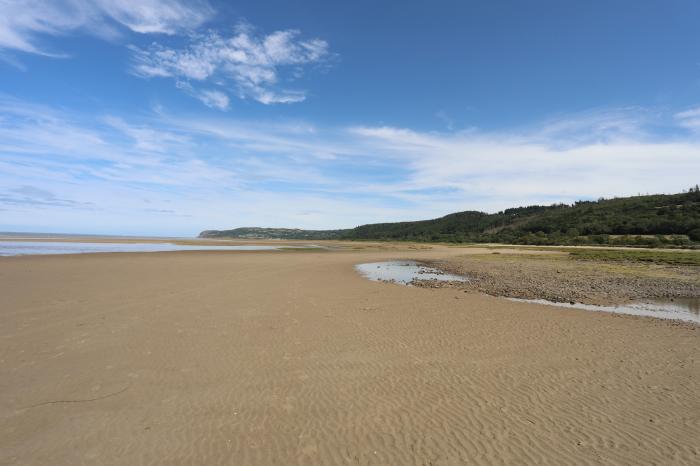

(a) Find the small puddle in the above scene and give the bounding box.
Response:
[355,261,468,285]
[508,297,700,325]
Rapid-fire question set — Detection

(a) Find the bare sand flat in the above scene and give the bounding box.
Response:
[1,248,698,465]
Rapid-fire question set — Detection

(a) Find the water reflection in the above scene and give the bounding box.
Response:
[354,260,698,324]
[508,297,700,325]
[355,261,468,285]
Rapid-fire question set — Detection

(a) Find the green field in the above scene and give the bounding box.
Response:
[569,249,700,266]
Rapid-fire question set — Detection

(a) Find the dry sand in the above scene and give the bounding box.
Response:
[0,246,698,465]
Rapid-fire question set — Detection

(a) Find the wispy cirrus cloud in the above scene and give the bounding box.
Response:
[174,81,230,110]
[675,106,700,132]
[527,107,653,147]
[0,185,93,208]
[102,115,189,152]
[0,0,213,55]
[130,25,331,106]
[92,0,213,34]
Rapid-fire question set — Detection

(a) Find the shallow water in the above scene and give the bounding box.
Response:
[354,260,698,324]
[355,261,468,285]
[0,241,313,256]
[507,297,700,325]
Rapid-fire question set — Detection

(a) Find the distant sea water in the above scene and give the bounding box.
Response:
[0,241,301,256]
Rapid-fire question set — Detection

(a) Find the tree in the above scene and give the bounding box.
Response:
[688,228,700,242]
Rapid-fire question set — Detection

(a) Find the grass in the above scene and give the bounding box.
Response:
[569,249,700,266]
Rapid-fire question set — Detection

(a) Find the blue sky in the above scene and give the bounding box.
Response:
[1,0,700,236]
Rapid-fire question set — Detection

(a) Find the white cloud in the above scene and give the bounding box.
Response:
[348,117,700,212]
[94,0,213,34]
[130,27,331,105]
[675,107,700,132]
[0,0,213,55]
[2,97,700,235]
[196,89,230,110]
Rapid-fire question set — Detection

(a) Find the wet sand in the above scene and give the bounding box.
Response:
[1,247,698,465]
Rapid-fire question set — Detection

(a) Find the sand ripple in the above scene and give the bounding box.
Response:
[0,250,698,464]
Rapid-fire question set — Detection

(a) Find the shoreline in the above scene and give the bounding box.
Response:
[418,252,700,306]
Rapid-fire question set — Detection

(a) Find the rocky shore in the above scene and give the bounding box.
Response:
[417,252,700,305]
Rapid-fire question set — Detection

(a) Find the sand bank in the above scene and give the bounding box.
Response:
[1,246,698,465]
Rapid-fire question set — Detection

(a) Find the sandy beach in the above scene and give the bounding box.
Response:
[1,246,698,465]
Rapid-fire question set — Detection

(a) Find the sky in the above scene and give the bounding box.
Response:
[1,0,700,236]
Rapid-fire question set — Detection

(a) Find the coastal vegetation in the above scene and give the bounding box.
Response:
[199,227,346,240]
[201,188,700,248]
[568,248,700,266]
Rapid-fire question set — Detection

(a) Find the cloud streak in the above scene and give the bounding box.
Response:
[0,185,93,208]
[676,106,700,132]
[0,0,213,55]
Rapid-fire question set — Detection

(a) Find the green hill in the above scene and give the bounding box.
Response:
[198,227,348,240]
[200,188,700,247]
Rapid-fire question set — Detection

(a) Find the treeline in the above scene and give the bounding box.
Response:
[342,188,700,247]
[200,187,700,247]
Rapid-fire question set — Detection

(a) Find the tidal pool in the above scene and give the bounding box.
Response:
[508,297,700,325]
[355,260,698,324]
[0,241,317,256]
[355,261,468,285]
